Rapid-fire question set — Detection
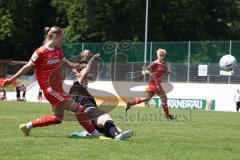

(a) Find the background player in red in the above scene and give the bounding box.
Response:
[125,49,175,120]
[3,26,100,136]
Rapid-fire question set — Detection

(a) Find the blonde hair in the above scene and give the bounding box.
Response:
[157,49,166,55]
[43,26,64,43]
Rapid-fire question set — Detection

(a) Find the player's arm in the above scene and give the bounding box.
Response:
[61,59,79,69]
[72,68,79,75]
[85,53,100,74]
[165,67,174,75]
[59,49,79,69]
[142,63,155,75]
[81,53,100,78]
[142,66,150,75]
[3,61,34,87]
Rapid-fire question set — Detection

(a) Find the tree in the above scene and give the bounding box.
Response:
[1,0,240,60]
[0,0,56,60]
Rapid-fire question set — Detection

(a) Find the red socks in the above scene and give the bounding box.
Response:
[75,104,96,133]
[32,115,62,128]
[162,101,169,116]
[127,98,170,117]
[128,98,143,106]
[30,104,96,134]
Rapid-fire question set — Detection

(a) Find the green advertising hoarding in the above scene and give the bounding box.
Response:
[149,98,215,110]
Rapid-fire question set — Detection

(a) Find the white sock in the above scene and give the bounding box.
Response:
[26,122,33,129]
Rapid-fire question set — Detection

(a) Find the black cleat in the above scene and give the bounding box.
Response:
[125,104,130,112]
[166,114,176,120]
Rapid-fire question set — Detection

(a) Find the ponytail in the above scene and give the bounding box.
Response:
[43,26,63,44]
[44,27,51,34]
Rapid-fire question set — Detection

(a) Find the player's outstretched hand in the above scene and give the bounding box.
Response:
[142,66,147,71]
[93,53,100,59]
[142,66,150,75]
[2,78,12,87]
[168,67,174,74]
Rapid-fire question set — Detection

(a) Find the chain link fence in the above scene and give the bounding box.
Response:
[63,41,240,84]
[1,41,240,84]
[62,41,240,63]
[64,62,240,84]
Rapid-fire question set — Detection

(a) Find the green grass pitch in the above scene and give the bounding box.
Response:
[0,101,239,160]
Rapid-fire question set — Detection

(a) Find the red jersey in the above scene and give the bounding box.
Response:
[148,59,168,83]
[30,45,65,91]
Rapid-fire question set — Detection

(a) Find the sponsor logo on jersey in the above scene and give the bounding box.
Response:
[47,58,60,64]
[158,65,166,71]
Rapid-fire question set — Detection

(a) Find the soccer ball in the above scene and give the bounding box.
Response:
[219,54,236,71]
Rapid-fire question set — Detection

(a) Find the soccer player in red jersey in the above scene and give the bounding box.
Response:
[3,26,100,136]
[125,49,175,120]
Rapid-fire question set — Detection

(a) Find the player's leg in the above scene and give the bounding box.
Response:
[156,90,175,120]
[58,99,100,136]
[96,114,120,136]
[19,106,63,136]
[125,92,154,112]
[19,88,68,136]
[20,89,98,136]
[76,100,122,138]
[19,97,70,136]
[70,110,133,140]
[96,113,133,140]
[20,99,99,137]
[69,97,133,140]
[237,102,240,112]
[48,88,99,135]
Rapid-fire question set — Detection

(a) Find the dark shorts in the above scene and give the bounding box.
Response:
[236,102,240,107]
[73,95,104,117]
[16,91,20,98]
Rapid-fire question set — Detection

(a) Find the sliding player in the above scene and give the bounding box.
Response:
[3,26,100,137]
[125,49,175,120]
[69,53,133,140]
